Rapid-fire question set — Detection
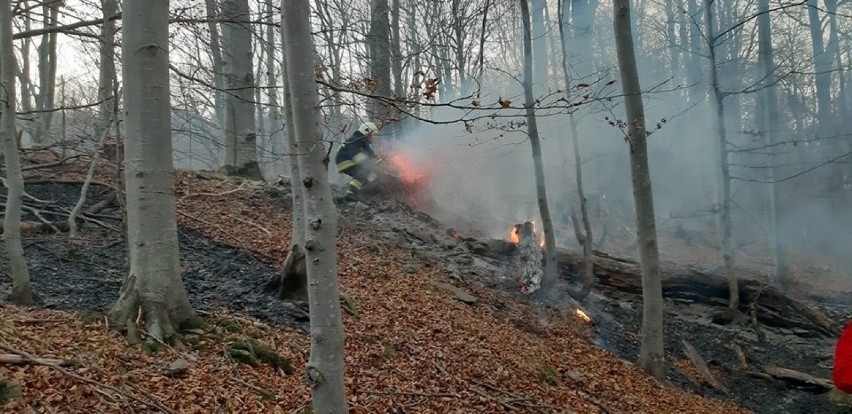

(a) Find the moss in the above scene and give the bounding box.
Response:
[0,377,22,405]
[179,316,206,332]
[535,361,562,387]
[142,340,165,354]
[77,310,105,324]
[228,339,294,375]
[212,317,242,333]
[829,387,852,407]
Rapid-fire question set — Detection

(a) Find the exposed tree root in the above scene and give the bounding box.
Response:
[265,244,307,301]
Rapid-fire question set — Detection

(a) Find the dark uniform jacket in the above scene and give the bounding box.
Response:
[335,131,382,173]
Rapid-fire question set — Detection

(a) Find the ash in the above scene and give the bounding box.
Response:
[510,222,544,293]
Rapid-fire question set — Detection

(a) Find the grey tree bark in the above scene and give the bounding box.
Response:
[368,0,392,122]
[97,0,118,138]
[558,0,594,298]
[757,0,787,286]
[33,1,59,146]
[704,0,737,314]
[204,0,226,127]
[613,0,664,378]
[220,0,261,179]
[520,0,559,291]
[17,1,33,120]
[531,0,547,93]
[391,0,404,97]
[264,0,285,176]
[807,0,832,133]
[108,0,199,344]
[267,18,306,301]
[282,0,349,411]
[1,0,32,305]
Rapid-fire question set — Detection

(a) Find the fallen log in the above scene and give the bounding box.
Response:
[554,248,839,337]
[682,340,728,394]
[759,366,833,391]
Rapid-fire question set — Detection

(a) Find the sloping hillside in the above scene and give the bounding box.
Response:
[0,164,750,413]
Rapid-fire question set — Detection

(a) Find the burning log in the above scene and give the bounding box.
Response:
[554,248,838,337]
[508,221,544,294]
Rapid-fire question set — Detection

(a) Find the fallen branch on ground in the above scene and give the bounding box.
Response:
[0,354,73,366]
[0,342,177,413]
[682,340,728,394]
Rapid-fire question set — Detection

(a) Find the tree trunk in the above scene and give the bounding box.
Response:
[1,0,32,305]
[531,0,547,94]
[807,0,832,134]
[757,0,787,286]
[268,16,307,301]
[204,0,226,127]
[558,0,594,298]
[17,1,33,121]
[33,1,59,146]
[613,0,664,379]
[220,0,261,179]
[97,0,118,138]
[391,0,404,97]
[108,0,199,344]
[704,0,737,313]
[264,0,285,177]
[282,0,349,411]
[368,0,392,121]
[520,0,559,292]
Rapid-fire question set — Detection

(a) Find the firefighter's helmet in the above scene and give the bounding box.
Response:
[358,121,379,136]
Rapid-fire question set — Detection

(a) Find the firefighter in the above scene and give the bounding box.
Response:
[335,121,384,202]
[834,319,852,394]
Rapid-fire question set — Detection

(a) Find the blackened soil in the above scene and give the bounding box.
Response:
[0,181,308,331]
[578,280,845,414]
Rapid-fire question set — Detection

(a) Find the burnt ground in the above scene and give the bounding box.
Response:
[0,181,309,331]
[2,179,849,413]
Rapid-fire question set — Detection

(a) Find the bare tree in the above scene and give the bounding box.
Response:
[204,0,226,127]
[282,0,349,411]
[220,0,261,179]
[96,0,118,137]
[757,0,787,286]
[1,0,32,305]
[108,0,199,344]
[267,22,306,301]
[520,0,559,291]
[613,0,664,378]
[33,0,60,145]
[559,0,594,299]
[703,0,738,316]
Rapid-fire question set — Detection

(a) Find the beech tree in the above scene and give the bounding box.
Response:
[612,0,664,378]
[220,0,261,179]
[519,0,559,292]
[1,0,32,305]
[282,0,349,411]
[108,0,199,343]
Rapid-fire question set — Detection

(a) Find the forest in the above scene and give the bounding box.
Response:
[1,0,851,412]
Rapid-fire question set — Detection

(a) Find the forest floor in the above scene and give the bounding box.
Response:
[0,151,848,413]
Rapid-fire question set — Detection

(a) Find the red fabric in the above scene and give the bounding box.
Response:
[834,322,852,393]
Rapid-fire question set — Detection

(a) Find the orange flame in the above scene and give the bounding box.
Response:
[509,227,521,244]
[385,152,425,183]
[575,308,591,323]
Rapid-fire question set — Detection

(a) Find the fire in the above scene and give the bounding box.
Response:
[509,227,521,244]
[385,152,425,183]
[506,221,545,248]
[575,308,591,323]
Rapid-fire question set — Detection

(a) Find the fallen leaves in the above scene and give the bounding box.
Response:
[3,169,753,413]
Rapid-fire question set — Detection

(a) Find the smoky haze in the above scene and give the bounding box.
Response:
[385,20,852,281]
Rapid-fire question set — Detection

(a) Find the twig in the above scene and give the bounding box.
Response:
[21,154,85,171]
[177,210,248,249]
[229,214,273,236]
[362,389,460,398]
[183,182,248,198]
[470,386,516,411]
[0,342,176,413]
